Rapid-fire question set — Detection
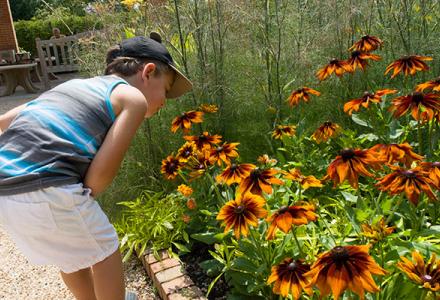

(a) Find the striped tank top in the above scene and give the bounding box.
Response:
[0,74,128,195]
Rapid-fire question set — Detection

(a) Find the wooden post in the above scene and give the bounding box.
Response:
[35,37,51,90]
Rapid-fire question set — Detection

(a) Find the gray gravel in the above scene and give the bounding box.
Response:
[0,225,158,300]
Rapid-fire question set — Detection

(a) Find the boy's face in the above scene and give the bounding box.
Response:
[141,64,174,118]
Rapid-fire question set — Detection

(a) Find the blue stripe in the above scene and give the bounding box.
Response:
[22,108,97,158]
[0,150,60,177]
[105,79,128,121]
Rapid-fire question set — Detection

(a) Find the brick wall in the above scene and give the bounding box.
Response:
[0,0,18,51]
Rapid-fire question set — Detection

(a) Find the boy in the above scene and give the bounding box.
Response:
[0,33,192,300]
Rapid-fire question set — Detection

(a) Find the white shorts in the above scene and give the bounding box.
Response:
[0,183,119,273]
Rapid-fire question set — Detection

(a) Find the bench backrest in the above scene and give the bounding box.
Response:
[35,32,90,90]
[35,32,90,73]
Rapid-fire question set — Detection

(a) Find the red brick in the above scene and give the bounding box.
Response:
[167,285,206,300]
[0,0,19,51]
[145,250,169,264]
[155,265,185,283]
[150,258,181,274]
[161,276,194,295]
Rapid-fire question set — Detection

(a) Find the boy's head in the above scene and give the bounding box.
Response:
[105,33,192,99]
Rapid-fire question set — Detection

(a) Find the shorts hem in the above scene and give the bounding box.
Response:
[59,242,120,274]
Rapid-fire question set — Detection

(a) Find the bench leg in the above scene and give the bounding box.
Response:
[0,70,18,97]
[15,69,39,93]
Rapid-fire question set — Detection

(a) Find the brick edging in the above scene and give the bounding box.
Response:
[140,250,207,300]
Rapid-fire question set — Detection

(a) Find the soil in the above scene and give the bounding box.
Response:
[180,242,229,300]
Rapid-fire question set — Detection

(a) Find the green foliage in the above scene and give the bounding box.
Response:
[114,190,188,262]
[14,15,101,56]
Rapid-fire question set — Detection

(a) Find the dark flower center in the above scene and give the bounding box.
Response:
[351,51,361,58]
[331,246,350,263]
[421,274,432,282]
[287,261,298,271]
[340,148,355,159]
[363,91,374,99]
[184,150,191,156]
[411,92,424,104]
[278,206,289,214]
[235,205,245,214]
[181,112,187,116]
[216,146,224,152]
[168,162,176,170]
[402,170,416,178]
[432,162,440,168]
[323,121,332,127]
[197,164,204,170]
[330,59,339,64]
[250,168,262,180]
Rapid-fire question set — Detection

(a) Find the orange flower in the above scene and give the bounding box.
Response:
[272,125,296,139]
[419,161,440,189]
[238,167,284,196]
[369,143,423,168]
[216,193,267,239]
[186,150,212,179]
[311,122,341,143]
[176,142,197,162]
[184,131,222,151]
[216,163,256,185]
[287,87,321,107]
[171,111,203,133]
[376,166,436,205]
[316,59,352,81]
[209,142,239,166]
[346,51,381,72]
[326,148,383,188]
[361,218,394,243]
[397,251,440,292]
[416,76,440,92]
[266,203,317,240]
[283,168,322,190]
[267,258,313,299]
[385,55,432,79]
[177,184,193,197]
[161,155,184,180]
[349,35,383,52]
[182,214,191,223]
[186,198,197,210]
[257,154,278,166]
[343,89,397,115]
[389,92,440,121]
[305,245,386,300]
[199,103,218,113]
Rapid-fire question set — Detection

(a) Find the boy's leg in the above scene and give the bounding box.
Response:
[60,267,96,300]
[91,248,125,300]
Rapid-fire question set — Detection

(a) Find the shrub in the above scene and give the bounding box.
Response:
[14,15,102,56]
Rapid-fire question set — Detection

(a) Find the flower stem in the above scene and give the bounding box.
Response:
[292,227,304,257]
[385,195,404,224]
[316,207,337,245]
[206,172,223,202]
[417,119,423,155]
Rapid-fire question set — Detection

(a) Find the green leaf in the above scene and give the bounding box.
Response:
[351,113,371,128]
[172,242,190,253]
[199,259,223,277]
[199,209,213,216]
[191,232,221,245]
[341,191,358,203]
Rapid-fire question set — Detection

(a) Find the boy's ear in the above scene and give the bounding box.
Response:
[142,63,156,80]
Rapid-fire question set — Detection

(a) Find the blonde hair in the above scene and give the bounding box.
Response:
[104,45,174,77]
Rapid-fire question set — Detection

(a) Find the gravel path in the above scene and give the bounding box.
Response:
[0,225,158,299]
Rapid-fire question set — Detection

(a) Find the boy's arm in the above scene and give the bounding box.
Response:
[0,104,27,134]
[83,85,148,196]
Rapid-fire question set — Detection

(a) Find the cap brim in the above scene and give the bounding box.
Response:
[166,65,193,99]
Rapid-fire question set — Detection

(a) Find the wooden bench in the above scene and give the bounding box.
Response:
[35,32,89,90]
